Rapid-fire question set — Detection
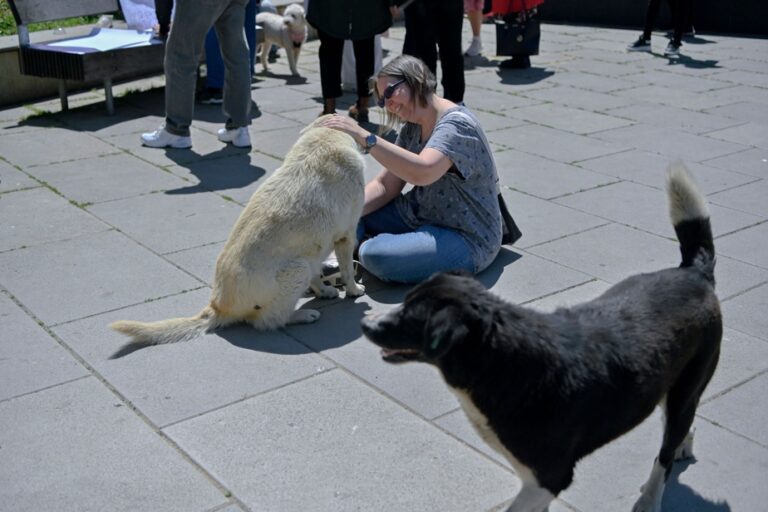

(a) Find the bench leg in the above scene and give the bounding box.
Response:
[58,80,69,112]
[104,78,114,116]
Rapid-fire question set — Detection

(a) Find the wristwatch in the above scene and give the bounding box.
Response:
[363,133,377,153]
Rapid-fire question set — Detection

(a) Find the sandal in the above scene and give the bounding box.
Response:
[348,104,369,124]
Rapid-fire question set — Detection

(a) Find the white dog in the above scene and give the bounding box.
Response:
[256,3,307,76]
[109,115,366,358]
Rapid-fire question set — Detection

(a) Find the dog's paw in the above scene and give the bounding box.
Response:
[631,494,662,512]
[345,283,365,297]
[288,309,321,324]
[316,285,340,299]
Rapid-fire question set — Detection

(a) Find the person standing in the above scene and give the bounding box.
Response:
[398,0,466,104]
[464,0,485,57]
[141,0,252,149]
[307,0,402,123]
[493,0,544,69]
[627,0,695,56]
[199,0,258,104]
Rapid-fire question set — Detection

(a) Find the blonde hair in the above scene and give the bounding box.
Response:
[369,55,438,133]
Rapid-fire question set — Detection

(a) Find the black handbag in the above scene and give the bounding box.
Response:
[495,5,540,56]
[499,193,522,245]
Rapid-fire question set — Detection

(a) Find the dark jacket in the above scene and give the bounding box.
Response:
[307,0,405,40]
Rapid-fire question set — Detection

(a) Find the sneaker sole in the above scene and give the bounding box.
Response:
[141,139,192,149]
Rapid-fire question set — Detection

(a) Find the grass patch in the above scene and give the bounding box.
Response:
[1,3,102,37]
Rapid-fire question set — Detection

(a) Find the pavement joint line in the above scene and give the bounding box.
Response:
[719,276,768,302]
[696,412,768,451]
[712,217,768,239]
[515,221,612,251]
[518,277,602,307]
[46,285,210,329]
[0,284,244,506]
[0,374,92,406]
[157,366,337,431]
[700,367,768,407]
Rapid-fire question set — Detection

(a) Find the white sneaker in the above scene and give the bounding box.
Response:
[217,127,251,148]
[140,127,191,149]
[464,37,483,57]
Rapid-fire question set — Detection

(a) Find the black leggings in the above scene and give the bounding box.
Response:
[643,0,694,45]
[317,30,375,100]
[402,0,465,103]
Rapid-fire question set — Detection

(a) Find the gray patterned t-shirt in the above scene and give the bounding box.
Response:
[393,106,502,271]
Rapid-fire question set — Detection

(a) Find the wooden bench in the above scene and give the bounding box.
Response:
[7,0,165,114]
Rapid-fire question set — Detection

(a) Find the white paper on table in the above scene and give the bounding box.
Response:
[34,28,154,54]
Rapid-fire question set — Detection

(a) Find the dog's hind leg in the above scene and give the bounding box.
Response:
[260,40,270,72]
[633,350,718,512]
[334,234,365,297]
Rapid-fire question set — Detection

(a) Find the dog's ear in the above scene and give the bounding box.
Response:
[423,306,469,360]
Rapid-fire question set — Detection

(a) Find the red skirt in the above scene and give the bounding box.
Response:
[491,0,544,14]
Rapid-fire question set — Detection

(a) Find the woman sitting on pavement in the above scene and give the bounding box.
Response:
[320,55,502,284]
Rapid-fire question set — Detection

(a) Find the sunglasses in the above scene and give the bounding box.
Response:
[377,78,406,108]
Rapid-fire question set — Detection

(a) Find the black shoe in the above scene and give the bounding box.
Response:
[499,55,531,69]
[627,36,651,51]
[198,87,223,105]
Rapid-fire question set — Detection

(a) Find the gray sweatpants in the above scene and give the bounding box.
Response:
[164,0,251,136]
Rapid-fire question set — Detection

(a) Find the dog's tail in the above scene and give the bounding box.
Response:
[109,304,223,359]
[667,161,715,283]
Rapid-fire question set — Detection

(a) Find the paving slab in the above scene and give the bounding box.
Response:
[53,288,334,427]
[26,153,188,205]
[554,180,761,238]
[708,177,768,217]
[0,292,88,401]
[0,377,227,512]
[0,127,120,168]
[487,124,630,162]
[166,370,515,512]
[577,149,759,195]
[0,230,201,325]
[496,149,616,199]
[0,186,110,252]
[720,282,768,340]
[702,147,768,177]
[87,190,243,255]
[0,159,37,193]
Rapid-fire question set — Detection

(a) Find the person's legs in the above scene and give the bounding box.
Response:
[204,29,225,90]
[350,37,375,122]
[403,2,437,75]
[642,0,664,39]
[163,0,221,136]
[435,0,465,103]
[317,29,345,113]
[464,0,484,56]
[155,0,173,36]
[244,0,257,72]
[359,225,476,283]
[215,0,252,130]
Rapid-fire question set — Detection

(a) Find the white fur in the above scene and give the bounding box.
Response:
[667,161,709,225]
[256,3,307,76]
[633,458,666,512]
[110,116,365,356]
[452,389,555,512]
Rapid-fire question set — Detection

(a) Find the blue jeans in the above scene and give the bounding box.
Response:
[357,201,475,283]
[205,0,257,89]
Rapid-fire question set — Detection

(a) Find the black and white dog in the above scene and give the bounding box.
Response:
[361,163,721,512]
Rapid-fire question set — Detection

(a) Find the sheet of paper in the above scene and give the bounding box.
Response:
[34,28,155,54]
[119,0,159,31]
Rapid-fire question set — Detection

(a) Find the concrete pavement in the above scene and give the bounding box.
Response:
[1,20,767,512]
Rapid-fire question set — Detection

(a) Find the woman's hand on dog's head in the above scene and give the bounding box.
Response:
[319,114,369,145]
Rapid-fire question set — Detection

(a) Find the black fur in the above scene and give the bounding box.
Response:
[361,172,721,503]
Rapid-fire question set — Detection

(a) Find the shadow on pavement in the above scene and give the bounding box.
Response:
[497,66,555,85]
[163,147,266,195]
[663,458,732,512]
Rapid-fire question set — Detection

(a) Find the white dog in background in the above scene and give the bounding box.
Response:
[256,3,307,76]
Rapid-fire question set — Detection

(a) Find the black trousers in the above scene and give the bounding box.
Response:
[643,0,695,45]
[155,0,174,31]
[402,0,465,103]
[317,30,375,100]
